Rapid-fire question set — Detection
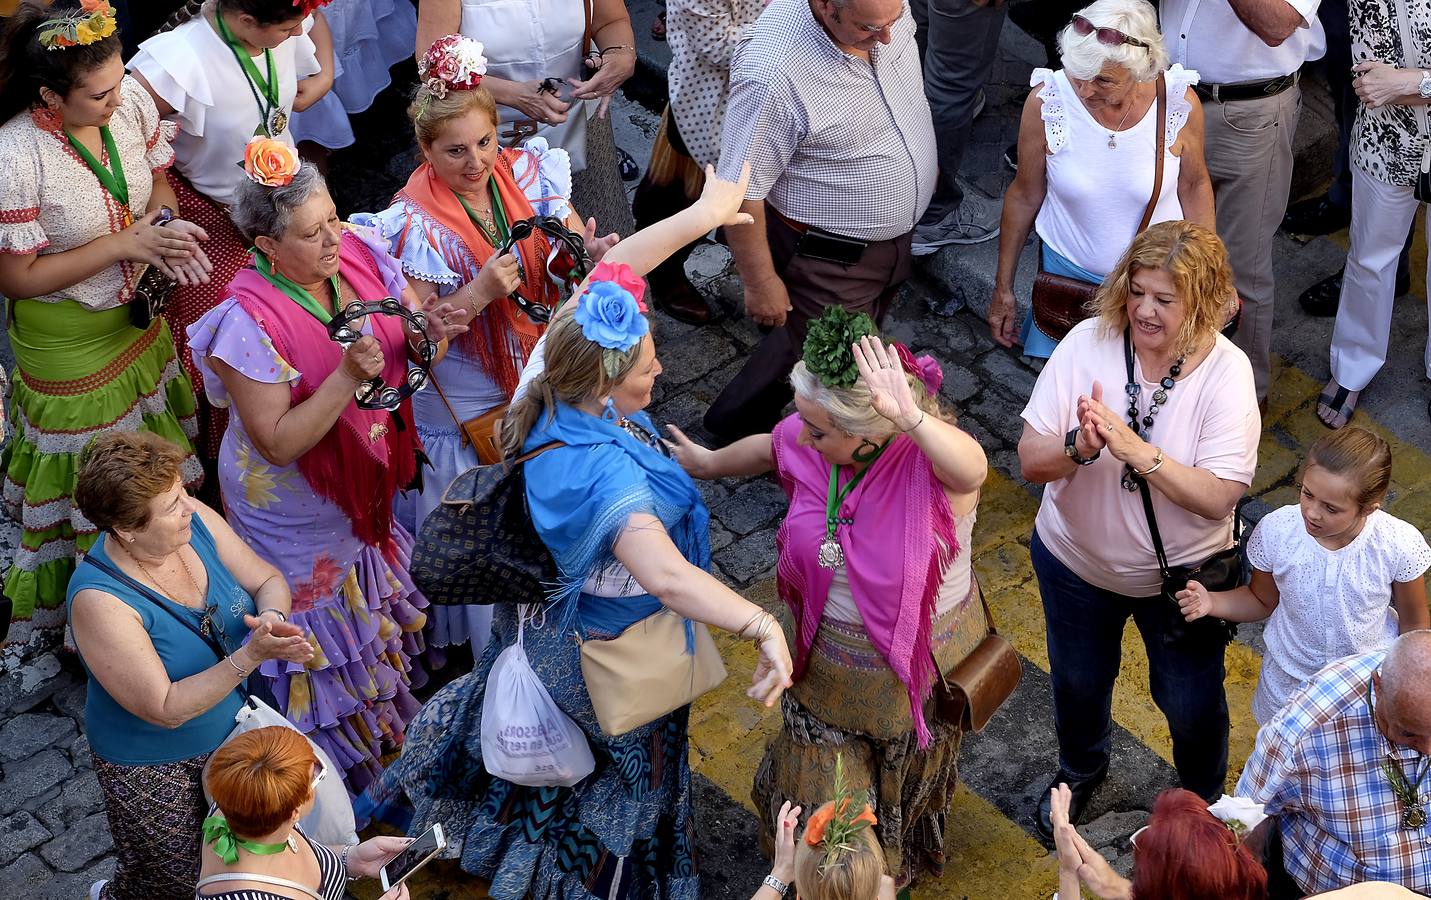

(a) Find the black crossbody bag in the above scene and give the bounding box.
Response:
[1124,335,1241,648]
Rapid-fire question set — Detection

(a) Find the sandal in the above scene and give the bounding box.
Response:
[651,10,667,40]
[1316,380,1360,429]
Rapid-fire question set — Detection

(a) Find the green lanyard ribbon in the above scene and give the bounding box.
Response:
[1368,678,1430,829]
[454,182,510,247]
[214,11,281,135]
[202,815,289,866]
[824,439,891,540]
[254,251,339,324]
[65,127,129,224]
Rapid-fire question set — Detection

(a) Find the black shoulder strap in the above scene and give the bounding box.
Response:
[80,552,228,662]
[1125,329,1243,578]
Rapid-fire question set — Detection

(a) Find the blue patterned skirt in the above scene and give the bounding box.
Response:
[372,601,699,899]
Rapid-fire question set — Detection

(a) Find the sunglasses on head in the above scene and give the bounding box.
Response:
[1070,14,1149,49]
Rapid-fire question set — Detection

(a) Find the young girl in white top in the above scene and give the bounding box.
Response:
[1178,426,1431,723]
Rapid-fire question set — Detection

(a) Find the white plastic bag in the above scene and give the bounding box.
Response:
[202,696,359,847]
[481,608,595,787]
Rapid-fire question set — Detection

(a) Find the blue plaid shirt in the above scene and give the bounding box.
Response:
[1237,651,1431,893]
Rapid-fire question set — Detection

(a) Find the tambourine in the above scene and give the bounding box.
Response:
[326,298,438,411]
[496,215,594,325]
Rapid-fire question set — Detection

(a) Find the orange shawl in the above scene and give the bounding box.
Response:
[394,149,560,394]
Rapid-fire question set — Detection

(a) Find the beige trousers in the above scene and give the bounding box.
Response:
[1201,84,1303,401]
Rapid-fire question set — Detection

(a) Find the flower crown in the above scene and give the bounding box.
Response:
[242,136,301,188]
[418,34,488,100]
[802,306,878,389]
[573,261,649,378]
[803,754,878,874]
[38,0,117,50]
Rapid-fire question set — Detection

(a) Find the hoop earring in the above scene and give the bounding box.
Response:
[851,438,881,463]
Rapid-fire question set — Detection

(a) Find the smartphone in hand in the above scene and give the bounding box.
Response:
[379,824,446,892]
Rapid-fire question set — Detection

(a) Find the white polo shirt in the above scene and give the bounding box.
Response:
[1160,0,1326,85]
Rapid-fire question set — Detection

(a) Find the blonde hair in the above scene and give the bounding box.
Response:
[789,361,951,438]
[500,314,650,459]
[1093,219,1235,359]
[793,806,886,900]
[409,82,499,149]
[1302,426,1393,511]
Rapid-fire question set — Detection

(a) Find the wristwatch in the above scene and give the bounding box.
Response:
[763,874,790,897]
[1064,427,1099,465]
[1419,69,1431,99]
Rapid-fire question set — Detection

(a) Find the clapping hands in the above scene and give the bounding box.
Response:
[1075,381,1149,465]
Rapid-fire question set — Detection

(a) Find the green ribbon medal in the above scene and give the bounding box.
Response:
[202,815,290,866]
[66,127,130,226]
[455,181,510,247]
[214,12,286,137]
[817,439,891,570]
[254,251,339,324]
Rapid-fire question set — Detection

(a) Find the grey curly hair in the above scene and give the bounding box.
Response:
[229,163,329,243]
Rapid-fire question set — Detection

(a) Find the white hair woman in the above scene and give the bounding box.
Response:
[672,309,990,889]
[988,0,1215,358]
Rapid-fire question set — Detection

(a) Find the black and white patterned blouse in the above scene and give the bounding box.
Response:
[667,0,764,169]
[195,829,346,900]
[1350,0,1431,187]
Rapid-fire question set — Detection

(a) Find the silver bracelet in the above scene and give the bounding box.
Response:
[340,842,357,876]
[225,653,250,677]
[257,607,287,623]
[763,874,790,896]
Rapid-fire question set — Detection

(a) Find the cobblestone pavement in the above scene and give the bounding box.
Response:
[5,16,1431,900]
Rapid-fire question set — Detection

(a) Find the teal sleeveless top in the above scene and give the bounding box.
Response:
[67,516,256,765]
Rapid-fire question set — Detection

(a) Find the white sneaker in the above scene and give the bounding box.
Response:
[90,880,108,900]
[912,191,1002,255]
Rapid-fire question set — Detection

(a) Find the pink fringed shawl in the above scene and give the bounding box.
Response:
[772,414,959,748]
[227,231,418,555]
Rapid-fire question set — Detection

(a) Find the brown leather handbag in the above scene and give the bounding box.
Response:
[1030,72,1168,343]
[936,581,1022,733]
[429,373,506,466]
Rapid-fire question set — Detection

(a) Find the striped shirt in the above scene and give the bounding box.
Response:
[1236,652,1431,894]
[715,0,937,242]
[196,829,346,900]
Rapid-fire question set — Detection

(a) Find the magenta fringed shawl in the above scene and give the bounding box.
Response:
[772,414,959,748]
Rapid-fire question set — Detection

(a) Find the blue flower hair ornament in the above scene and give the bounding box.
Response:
[574,265,650,379]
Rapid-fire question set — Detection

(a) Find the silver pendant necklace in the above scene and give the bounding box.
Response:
[1105,93,1139,149]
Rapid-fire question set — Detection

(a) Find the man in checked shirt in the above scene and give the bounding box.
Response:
[702,0,937,443]
[1238,631,1431,898]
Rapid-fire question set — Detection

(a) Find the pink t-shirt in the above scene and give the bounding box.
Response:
[1021,318,1260,597]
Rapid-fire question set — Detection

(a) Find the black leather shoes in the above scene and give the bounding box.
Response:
[1035,768,1107,844]
[1282,193,1351,236]
[651,276,712,325]
[1299,266,1412,318]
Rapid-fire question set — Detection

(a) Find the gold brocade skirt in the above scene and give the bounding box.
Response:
[751,588,987,886]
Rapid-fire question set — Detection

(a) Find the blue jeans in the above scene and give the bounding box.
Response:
[1031,530,1229,799]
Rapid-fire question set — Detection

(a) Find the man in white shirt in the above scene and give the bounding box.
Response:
[1160,0,1325,405]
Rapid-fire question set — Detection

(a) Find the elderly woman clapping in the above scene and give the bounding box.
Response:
[186,141,466,796]
[1018,220,1258,842]
[989,0,1215,358]
[672,311,990,888]
[68,431,313,899]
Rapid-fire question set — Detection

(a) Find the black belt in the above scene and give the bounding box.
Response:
[1193,72,1298,104]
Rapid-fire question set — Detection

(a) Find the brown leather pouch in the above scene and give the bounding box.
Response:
[456,403,507,466]
[1030,271,1100,342]
[936,582,1022,733]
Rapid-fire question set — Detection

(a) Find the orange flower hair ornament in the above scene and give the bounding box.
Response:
[38,0,117,49]
[803,754,878,874]
[242,137,301,187]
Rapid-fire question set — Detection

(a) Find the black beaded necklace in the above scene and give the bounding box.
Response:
[1121,328,1185,492]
